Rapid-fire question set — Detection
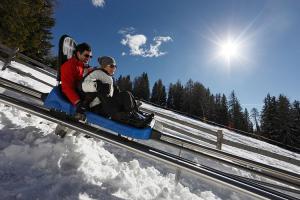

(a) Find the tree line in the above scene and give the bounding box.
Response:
[117,73,300,149]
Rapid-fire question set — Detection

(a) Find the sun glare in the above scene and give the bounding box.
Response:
[220,40,239,58]
[218,39,241,65]
[205,26,253,69]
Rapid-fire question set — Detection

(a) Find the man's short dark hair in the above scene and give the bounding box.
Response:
[75,43,91,54]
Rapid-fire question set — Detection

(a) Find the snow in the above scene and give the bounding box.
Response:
[0,60,299,199]
[0,103,217,200]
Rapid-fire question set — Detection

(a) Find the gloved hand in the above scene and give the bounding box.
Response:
[76,101,87,114]
[96,80,110,96]
[113,84,120,96]
[74,101,87,121]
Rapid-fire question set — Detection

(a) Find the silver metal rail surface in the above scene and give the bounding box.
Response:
[0,93,299,200]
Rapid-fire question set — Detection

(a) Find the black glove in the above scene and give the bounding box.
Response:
[96,80,110,96]
[113,84,120,96]
[76,101,87,114]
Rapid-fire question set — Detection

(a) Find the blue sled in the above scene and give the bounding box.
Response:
[44,86,152,139]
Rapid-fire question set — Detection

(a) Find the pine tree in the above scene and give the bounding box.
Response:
[275,95,292,145]
[228,91,246,131]
[132,72,150,100]
[214,93,229,126]
[0,0,55,64]
[182,79,194,114]
[117,75,132,92]
[167,81,184,110]
[206,89,216,120]
[260,94,278,139]
[244,108,253,132]
[150,79,166,106]
[167,83,174,108]
[251,108,261,133]
[291,101,300,148]
[190,82,206,118]
[220,94,229,126]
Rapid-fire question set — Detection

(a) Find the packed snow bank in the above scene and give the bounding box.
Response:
[0,103,218,200]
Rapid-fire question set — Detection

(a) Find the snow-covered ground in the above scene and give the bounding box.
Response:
[0,61,299,199]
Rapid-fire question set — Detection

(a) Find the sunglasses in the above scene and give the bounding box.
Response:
[83,54,92,58]
[108,64,117,68]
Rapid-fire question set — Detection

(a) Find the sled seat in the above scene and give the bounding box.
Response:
[44,86,152,139]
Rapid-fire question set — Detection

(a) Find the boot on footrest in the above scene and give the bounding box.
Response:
[130,112,153,128]
[137,112,154,124]
[112,111,153,128]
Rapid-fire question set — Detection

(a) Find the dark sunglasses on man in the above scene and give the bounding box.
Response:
[84,54,92,58]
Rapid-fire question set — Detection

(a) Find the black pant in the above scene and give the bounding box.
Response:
[86,91,137,117]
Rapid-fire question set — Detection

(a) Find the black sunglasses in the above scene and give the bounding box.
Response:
[109,64,117,68]
[83,54,92,58]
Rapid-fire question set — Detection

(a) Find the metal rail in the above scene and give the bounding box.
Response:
[0,77,45,99]
[139,100,300,154]
[0,42,56,87]
[14,57,56,79]
[0,42,56,77]
[154,132,300,189]
[142,107,300,166]
[0,93,298,200]
[4,65,54,87]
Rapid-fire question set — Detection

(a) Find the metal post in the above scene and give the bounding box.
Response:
[2,47,19,71]
[175,144,183,184]
[216,129,223,150]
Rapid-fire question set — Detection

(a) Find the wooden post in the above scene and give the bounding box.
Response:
[2,47,19,71]
[216,129,223,150]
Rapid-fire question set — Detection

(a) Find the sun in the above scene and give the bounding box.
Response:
[204,27,252,69]
[218,39,241,65]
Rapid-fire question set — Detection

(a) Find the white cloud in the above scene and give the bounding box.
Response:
[92,0,105,7]
[154,36,173,43]
[147,36,173,57]
[121,34,147,56]
[119,29,173,58]
[118,27,136,35]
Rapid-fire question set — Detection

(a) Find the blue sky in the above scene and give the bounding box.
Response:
[51,0,300,112]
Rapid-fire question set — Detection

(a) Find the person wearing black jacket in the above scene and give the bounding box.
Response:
[81,56,153,128]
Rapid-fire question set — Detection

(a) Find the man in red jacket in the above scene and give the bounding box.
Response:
[60,42,92,119]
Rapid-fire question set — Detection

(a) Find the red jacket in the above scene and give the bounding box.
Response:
[61,56,86,105]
